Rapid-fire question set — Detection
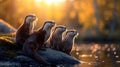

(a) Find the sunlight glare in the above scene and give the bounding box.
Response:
[45,0,65,4]
[35,0,42,2]
[79,54,92,57]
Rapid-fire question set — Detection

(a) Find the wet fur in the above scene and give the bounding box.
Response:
[38,21,55,48]
[23,31,49,65]
[23,21,55,64]
[50,26,66,50]
[16,15,36,48]
[61,30,78,55]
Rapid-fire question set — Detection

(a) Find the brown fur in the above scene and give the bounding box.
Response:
[16,14,37,48]
[23,21,55,64]
[23,31,50,65]
[61,30,78,55]
[50,25,66,50]
[38,21,55,48]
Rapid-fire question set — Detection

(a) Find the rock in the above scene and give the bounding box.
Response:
[0,37,17,50]
[0,37,81,66]
[12,48,81,66]
[0,61,21,67]
[13,55,51,67]
[13,55,40,66]
[38,48,81,65]
[0,19,16,34]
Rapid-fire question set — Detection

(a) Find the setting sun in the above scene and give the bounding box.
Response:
[45,0,54,4]
[35,0,42,2]
[35,0,65,5]
[45,0,65,4]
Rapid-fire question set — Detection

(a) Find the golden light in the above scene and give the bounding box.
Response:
[35,0,42,2]
[45,0,65,4]
[81,55,86,57]
[79,54,92,57]
[45,0,53,4]
[35,0,65,5]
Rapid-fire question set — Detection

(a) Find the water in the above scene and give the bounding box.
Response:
[70,43,120,67]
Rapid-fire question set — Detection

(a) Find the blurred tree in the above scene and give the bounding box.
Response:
[109,0,118,38]
[93,0,99,35]
[0,0,16,28]
[0,0,120,39]
[97,0,119,37]
[61,0,82,30]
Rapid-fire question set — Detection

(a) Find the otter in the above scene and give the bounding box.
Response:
[37,21,56,48]
[23,35,50,65]
[61,30,78,55]
[23,21,55,64]
[16,14,37,48]
[49,25,66,51]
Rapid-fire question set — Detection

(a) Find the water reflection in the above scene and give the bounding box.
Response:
[70,43,120,67]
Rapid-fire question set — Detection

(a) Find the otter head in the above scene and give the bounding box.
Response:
[25,14,37,24]
[66,30,78,38]
[25,14,38,30]
[43,20,55,30]
[54,25,66,33]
